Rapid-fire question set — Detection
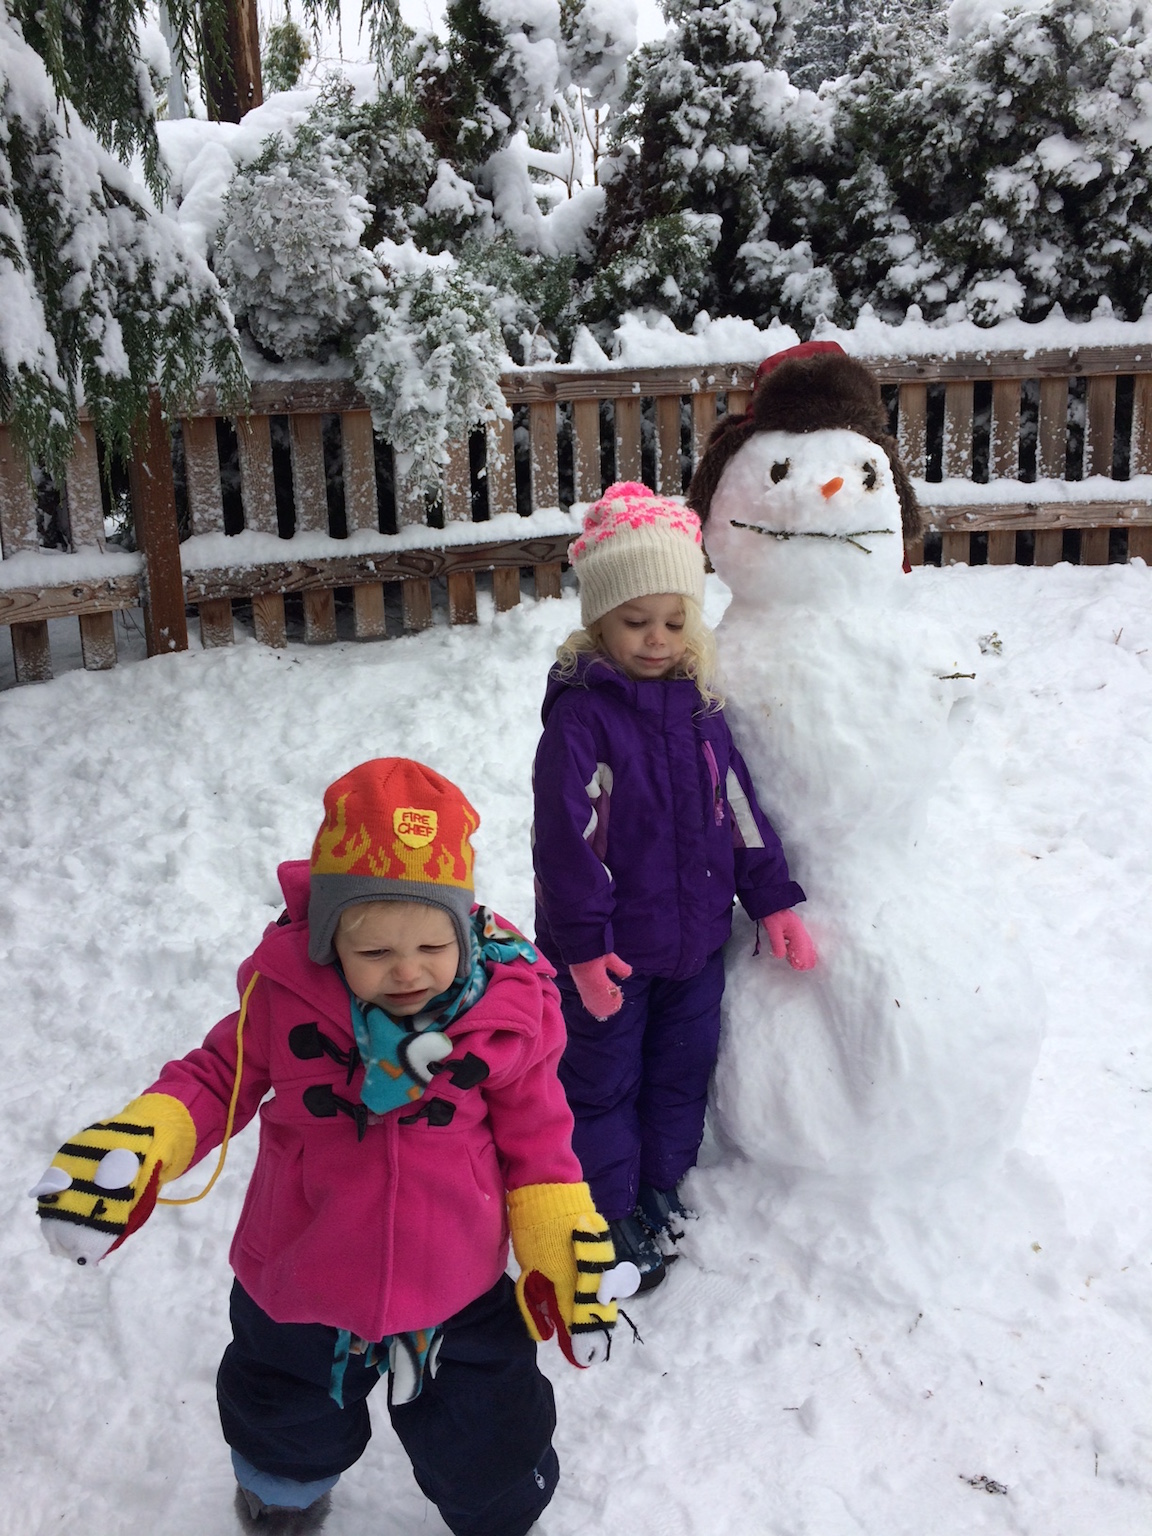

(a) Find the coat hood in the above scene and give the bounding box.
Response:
[278,858,311,923]
[242,859,341,1018]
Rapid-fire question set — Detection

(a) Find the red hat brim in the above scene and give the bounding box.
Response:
[754,340,846,387]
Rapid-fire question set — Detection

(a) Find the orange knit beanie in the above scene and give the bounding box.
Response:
[308,758,479,972]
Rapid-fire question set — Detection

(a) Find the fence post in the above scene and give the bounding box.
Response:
[1082,376,1117,564]
[0,424,53,682]
[572,399,601,504]
[529,401,559,511]
[1130,376,1152,565]
[614,395,642,484]
[129,390,189,658]
[655,394,681,495]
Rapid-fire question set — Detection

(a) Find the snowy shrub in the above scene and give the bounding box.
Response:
[206,4,650,400]
[459,235,576,361]
[214,78,445,361]
[846,0,1152,320]
[215,73,444,352]
[420,0,635,163]
[587,212,722,332]
[416,0,635,242]
[415,159,493,252]
[417,3,523,168]
[735,235,840,326]
[353,246,509,494]
[588,0,1151,331]
[217,120,380,360]
[480,0,569,129]
[563,0,637,104]
[783,0,944,91]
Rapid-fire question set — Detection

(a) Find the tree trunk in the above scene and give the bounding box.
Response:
[202,0,263,123]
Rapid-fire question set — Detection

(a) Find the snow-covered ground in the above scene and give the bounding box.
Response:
[2,563,1151,1535]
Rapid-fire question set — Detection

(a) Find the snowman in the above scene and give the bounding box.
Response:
[688,342,1042,1180]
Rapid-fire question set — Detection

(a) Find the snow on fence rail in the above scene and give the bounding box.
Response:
[1,347,1150,684]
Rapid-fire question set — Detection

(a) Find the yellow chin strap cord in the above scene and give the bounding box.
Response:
[157,970,260,1207]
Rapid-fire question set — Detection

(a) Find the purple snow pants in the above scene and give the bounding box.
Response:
[555,948,725,1221]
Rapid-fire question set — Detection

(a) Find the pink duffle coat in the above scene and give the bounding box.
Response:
[146,861,581,1341]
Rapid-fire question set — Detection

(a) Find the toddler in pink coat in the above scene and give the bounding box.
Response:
[32,759,625,1535]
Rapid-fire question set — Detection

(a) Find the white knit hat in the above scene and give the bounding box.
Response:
[569,481,706,627]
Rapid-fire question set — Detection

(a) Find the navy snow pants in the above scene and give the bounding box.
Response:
[217,1274,558,1536]
[556,947,725,1220]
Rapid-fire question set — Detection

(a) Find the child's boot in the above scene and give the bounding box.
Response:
[637,1182,694,1246]
[234,1487,332,1532]
[232,1454,337,1532]
[607,1214,666,1292]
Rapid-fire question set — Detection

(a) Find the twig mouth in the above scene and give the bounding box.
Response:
[730,520,896,555]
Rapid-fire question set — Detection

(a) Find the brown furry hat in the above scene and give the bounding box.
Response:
[687,343,921,540]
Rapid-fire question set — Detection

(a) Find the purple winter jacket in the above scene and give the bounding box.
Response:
[532,652,805,982]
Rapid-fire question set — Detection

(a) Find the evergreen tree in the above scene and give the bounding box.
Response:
[594,0,800,318]
[0,0,243,475]
[7,0,195,195]
[782,0,944,91]
[743,0,1152,325]
[263,13,311,94]
[418,0,634,169]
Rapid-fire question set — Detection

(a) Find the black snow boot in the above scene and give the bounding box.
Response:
[607,1213,666,1291]
[637,1182,694,1245]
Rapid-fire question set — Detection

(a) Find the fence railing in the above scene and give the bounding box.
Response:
[1,347,1150,684]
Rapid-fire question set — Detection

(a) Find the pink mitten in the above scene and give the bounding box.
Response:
[761,910,817,971]
[569,954,633,1019]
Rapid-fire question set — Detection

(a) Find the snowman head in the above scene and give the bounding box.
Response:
[688,346,920,611]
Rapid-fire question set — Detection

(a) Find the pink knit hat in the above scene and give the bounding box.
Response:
[569,481,706,627]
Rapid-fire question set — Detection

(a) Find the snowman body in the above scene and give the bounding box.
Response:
[706,428,1041,1178]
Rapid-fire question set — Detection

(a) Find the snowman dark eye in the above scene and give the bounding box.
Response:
[862,461,879,490]
[770,460,790,484]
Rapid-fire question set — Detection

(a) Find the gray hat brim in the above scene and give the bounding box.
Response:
[308,874,473,978]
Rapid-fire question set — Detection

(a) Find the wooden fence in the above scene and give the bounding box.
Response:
[1,346,1150,685]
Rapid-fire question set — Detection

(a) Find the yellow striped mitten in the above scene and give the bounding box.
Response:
[508,1182,624,1367]
[30,1094,197,1266]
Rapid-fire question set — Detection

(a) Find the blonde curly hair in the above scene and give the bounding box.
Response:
[554,594,723,708]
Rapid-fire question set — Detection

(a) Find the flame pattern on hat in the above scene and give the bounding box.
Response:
[311,762,478,891]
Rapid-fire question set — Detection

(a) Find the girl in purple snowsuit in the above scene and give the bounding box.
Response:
[532,482,817,1290]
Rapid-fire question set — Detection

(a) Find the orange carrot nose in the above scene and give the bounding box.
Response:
[821,477,844,499]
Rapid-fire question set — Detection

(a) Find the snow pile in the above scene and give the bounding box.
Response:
[566,311,802,369]
[1,564,1151,1532]
[0,546,141,591]
[819,300,1152,358]
[919,475,1152,506]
